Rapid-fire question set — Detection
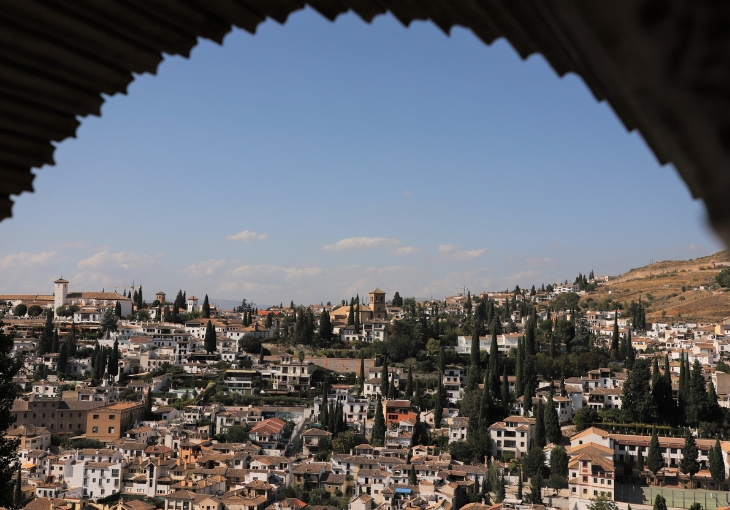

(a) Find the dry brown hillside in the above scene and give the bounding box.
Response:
[580,251,730,322]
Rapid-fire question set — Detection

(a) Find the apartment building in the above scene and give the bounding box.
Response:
[86,402,145,442]
[271,355,314,393]
[488,416,536,459]
[10,395,105,434]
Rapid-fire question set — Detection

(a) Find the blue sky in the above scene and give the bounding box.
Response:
[0,8,722,306]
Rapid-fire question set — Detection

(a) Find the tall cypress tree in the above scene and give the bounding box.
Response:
[434,376,443,428]
[108,340,119,379]
[480,369,493,427]
[57,341,68,376]
[204,320,217,353]
[647,426,663,483]
[202,295,210,319]
[710,438,726,482]
[145,390,153,419]
[381,355,389,398]
[663,355,671,385]
[359,354,365,390]
[354,302,360,332]
[489,331,500,390]
[320,310,332,341]
[51,329,59,354]
[679,429,699,482]
[406,365,413,399]
[534,400,546,448]
[115,300,122,318]
[515,338,523,398]
[544,394,561,444]
[347,300,354,326]
[471,324,480,367]
[371,394,385,446]
[610,310,619,359]
[651,357,660,388]
[501,365,510,415]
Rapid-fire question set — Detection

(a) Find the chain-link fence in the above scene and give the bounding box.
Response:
[615,484,730,509]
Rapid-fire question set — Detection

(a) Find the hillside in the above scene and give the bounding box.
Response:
[580,250,730,322]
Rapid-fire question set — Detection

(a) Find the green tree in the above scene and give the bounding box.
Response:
[716,267,730,287]
[573,406,599,432]
[381,355,389,397]
[359,354,365,391]
[501,366,510,414]
[527,475,542,505]
[622,358,653,423]
[145,390,153,419]
[392,292,403,307]
[550,445,568,477]
[108,340,119,379]
[647,427,664,483]
[371,394,385,446]
[202,295,210,319]
[0,321,23,508]
[523,446,545,478]
[471,327,480,367]
[434,377,443,428]
[409,465,417,486]
[100,308,118,335]
[679,429,699,482]
[27,305,43,317]
[544,394,561,445]
[489,331,499,389]
[13,304,27,317]
[406,365,413,399]
[653,494,667,510]
[515,340,523,398]
[14,467,21,509]
[610,311,619,359]
[534,400,546,448]
[319,310,332,341]
[495,472,506,503]
[686,359,709,426]
[204,320,217,353]
[38,310,54,355]
[57,341,68,376]
[709,438,725,483]
[516,468,523,500]
[587,494,618,510]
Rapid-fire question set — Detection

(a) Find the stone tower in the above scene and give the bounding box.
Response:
[54,278,69,311]
[369,288,386,320]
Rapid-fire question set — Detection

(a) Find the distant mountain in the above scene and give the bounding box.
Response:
[210,298,271,312]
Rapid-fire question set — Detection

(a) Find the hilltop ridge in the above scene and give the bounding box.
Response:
[583,250,730,322]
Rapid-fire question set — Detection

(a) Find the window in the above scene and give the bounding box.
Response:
[108,427,115,433]
[109,415,115,420]
[93,415,99,419]
[92,427,98,433]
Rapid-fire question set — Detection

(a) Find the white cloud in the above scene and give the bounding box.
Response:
[437,244,486,261]
[322,237,420,255]
[393,246,421,255]
[525,257,559,267]
[230,264,323,280]
[73,251,162,289]
[78,251,156,271]
[182,259,228,278]
[225,230,268,243]
[0,251,57,270]
[323,237,400,252]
